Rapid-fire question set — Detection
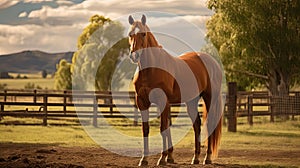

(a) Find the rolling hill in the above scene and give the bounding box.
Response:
[0,50,74,74]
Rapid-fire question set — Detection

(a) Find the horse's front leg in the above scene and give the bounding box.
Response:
[166,116,174,164]
[157,103,173,165]
[139,110,150,166]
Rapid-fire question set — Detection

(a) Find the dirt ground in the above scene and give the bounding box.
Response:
[0,143,299,168]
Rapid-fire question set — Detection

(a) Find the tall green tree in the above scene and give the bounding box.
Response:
[71,15,130,91]
[54,59,72,90]
[206,0,300,95]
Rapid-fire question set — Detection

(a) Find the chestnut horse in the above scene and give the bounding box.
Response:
[128,15,223,166]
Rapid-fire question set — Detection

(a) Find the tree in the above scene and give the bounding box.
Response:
[71,15,130,91]
[206,0,300,95]
[0,83,7,90]
[0,72,13,79]
[16,74,21,79]
[54,59,72,90]
[24,82,42,89]
[41,70,47,78]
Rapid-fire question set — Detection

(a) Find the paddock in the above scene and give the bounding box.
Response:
[1,88,300,127]
[0,88,300,167]
[0,120,300,167]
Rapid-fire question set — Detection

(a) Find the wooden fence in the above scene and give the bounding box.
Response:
[0,86,300,130]
[0,89,201,127]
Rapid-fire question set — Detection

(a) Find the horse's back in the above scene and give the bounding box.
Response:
[178,52,210,92]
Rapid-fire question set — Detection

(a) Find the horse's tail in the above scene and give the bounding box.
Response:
[210,102,222,158]
[203,90,223,159]
[203,81,223,158]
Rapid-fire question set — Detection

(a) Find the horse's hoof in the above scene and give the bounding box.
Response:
[138,160,148,166]
[157,159,166,166]
[203,159,212,165]
[167,158,175,164]
[191,159,200,164]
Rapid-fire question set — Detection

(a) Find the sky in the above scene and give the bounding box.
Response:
[0,0,213,55]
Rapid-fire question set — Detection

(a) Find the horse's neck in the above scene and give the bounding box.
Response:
[137,31,175,81]
[137,47,175,85]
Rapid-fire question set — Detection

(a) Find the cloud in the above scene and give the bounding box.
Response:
[0,0,19,9]
[139,15,209,54]
[0,23,84,55]
[22,0,212,27]
[56,0,75,6]
[73,0,212,16]
[18,11,28,18]
[23,0,53,3]
[0,0,213,55]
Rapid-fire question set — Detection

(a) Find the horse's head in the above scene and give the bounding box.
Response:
[128,15,159,63]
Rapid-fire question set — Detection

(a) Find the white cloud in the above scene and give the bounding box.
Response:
[26,0,212,26]
[0,24,83,55]
[18,11,28,18]
[0,0,213,55]
[72,0,212,16]
[23,0,53,3]
[56,0,75,6]
[0,0,19,9]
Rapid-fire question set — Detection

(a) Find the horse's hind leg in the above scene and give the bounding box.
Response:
[186,97,201,164]
[166,112,174,164]
[203,92,213,164]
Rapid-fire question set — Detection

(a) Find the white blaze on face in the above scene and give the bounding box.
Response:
[129,25,144,63]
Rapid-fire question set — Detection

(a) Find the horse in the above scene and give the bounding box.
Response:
[128,14,223,166]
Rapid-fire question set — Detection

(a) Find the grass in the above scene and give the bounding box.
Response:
[1,117,299,149]
[0,78,54,90]
[220,121,300,151]
[0,72,54,90]
[0,125,96,147]
[0,117,299,167]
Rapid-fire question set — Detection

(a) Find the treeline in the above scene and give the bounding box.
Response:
[0,82,43,90]
[0,70,48,79]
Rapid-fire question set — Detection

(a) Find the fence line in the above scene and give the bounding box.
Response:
[0,88,299,127]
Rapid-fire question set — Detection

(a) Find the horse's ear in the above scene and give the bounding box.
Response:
[129,15,134,25]
[141,14,146,25]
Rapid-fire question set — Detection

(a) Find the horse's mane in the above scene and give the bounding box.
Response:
[146,31,160,48]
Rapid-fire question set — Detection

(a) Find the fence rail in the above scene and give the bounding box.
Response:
[0,88,299,128]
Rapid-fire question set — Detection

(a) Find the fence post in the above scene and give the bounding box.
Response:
[43,94,48,126]
[0,102,3,120]
[270,94,275,122]
[109,95,113,115]
[63,91,67,115]
[33,90,37,103]
[4,90,7,102]
[0,102,4,112]
[247,95,253,126]
[227,82,237,132]
[93,98,98,127]
[294,92,300,120]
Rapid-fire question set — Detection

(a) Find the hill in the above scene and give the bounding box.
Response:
[0,50,74,74]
